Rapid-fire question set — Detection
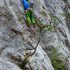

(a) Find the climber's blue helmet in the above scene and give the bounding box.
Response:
[22,0,30,10]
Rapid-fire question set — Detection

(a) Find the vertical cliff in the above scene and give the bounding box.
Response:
[0,0,70,70]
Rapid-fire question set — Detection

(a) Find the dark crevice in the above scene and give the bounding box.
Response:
[65,39,70,49]
[65,18,70,31]
[58,27,67,38]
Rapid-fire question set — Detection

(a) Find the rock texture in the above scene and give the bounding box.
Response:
[0,0,70,70]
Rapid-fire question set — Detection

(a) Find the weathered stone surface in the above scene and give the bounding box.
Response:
[0,0,70,70]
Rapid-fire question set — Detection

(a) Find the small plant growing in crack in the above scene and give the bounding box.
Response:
[49,14,62,29]
[9,38,40,69]
[48,48,66,70]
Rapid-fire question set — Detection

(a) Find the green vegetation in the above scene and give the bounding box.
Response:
[49,48,66,70]
[33,15,55,32]
[40,10,47,16]
[50,14,62,25]
[47,25,55,32]
[62,12,70,18]
[49,14,62,31]
[19,57,29,69]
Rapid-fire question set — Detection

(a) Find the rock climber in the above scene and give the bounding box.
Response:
[20,0,35,27]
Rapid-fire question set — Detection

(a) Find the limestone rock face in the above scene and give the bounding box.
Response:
[0,0,70,70]
[0,58,21,70]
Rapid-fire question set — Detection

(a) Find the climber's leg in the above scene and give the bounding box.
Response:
[25,10,31,27]
[30,10,35,25]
